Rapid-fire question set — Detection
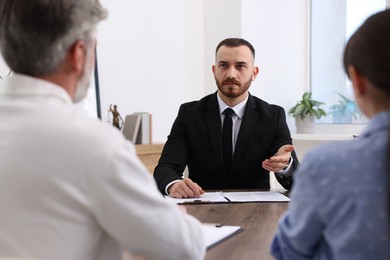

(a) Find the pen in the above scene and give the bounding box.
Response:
[182,200,212,204]
[203,223,223,227]
[217,191,231,203]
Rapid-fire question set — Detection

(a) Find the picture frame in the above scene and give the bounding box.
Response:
[79,47,102,119]
[1,48,102,120]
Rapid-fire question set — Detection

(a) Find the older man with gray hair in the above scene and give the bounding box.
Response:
[0,1,206,259]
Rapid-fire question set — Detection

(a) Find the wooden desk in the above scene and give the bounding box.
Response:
[135,144,164,174]
[123,190,288,259]
[186,200,288,260]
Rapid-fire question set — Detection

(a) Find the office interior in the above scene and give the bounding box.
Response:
[96,0,388,173]
[98,0,309,142]
[1,2,389,258]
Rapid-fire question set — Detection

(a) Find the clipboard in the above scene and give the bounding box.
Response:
[202,223,242,249]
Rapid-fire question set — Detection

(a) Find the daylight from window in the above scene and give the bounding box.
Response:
[311,0,386,124]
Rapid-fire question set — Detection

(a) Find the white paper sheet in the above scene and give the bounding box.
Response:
[222,191,290,202]
[165,191,290,204]
[202,224,241,248]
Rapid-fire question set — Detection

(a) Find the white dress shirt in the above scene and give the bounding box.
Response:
[217,93,247,154]
[0,74,205,260]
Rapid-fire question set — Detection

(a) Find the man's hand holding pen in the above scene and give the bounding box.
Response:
[168,177,205,198]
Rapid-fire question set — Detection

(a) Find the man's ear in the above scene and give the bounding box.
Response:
[67,40,86,75]
[348,65,366,96]
[251,66,259,81]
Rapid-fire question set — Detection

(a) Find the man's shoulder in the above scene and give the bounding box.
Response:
[180,93,217,110]
[298,141,351,179]
[248,94,284,113]
[58,112,130,152]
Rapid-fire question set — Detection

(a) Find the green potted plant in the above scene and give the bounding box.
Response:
[288,92,326,133]
[328,92,361,124]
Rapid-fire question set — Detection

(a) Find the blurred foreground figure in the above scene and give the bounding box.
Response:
[271,9,390,260]
[0,1,205,259]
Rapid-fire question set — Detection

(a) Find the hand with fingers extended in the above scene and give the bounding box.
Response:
[262,145,294,173]
[168,178,205,198]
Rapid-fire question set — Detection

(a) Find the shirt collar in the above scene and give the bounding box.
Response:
[360,110,390,138]
[0,73,72,104]
[217,92,248,119]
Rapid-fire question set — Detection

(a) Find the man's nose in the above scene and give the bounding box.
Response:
[226,67,237,79]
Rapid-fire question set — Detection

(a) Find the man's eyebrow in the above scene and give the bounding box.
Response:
[217,61,248,65]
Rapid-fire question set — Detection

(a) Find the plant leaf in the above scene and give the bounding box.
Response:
[303,92,311,101]
[293,104,305,117]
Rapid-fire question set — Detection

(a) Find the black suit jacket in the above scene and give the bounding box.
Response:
[154,92,299,194]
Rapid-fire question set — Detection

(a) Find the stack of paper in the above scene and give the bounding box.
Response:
[165,191,290,204]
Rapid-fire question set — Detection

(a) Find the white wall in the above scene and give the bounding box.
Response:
[241,0,309,129]
[98,0,205,142]
[203,0,242,95]
[97,0,309,143]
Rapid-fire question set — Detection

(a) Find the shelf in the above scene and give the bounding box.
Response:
[291,133,354,141]
[135,144,164,174]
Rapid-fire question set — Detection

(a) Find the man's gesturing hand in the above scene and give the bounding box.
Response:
[262,145,294,173]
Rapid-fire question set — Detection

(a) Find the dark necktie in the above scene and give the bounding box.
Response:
[222,108,234,172]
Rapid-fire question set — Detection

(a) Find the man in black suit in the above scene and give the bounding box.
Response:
[154,38,299,198]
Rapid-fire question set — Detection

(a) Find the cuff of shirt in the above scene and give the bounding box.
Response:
[164,179,182,195]
[275,156,294,178]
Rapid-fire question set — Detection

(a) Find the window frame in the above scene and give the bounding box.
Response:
[309,0,389,134]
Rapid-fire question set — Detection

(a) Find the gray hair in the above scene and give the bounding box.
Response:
[0,0,107,76]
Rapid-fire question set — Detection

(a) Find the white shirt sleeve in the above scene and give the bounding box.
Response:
[165,179,182,195]
[276,156,294,177]
[88,141,206,260]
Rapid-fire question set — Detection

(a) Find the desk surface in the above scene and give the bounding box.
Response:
[186,200,288,260]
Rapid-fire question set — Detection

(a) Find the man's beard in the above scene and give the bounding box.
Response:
[73,49,94,103]
[216,77,252,98]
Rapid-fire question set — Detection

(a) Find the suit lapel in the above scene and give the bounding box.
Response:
[231,94,259,171]
[205,93,225,171]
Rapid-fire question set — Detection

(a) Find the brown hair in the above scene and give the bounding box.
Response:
[343,9,390,219]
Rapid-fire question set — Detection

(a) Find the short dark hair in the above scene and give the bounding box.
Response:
[215,38,255,59]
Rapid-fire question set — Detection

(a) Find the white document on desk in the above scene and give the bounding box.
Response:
[165,191,290,204]
[202,224,241,249]
[222,191,290,202]
[164,192,227,204]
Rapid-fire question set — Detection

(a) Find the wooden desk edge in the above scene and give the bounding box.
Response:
[135,143,164,155]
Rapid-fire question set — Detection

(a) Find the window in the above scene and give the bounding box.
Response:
[0,54,11,80]
[311,0,387,125]
[1,49,101,119]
